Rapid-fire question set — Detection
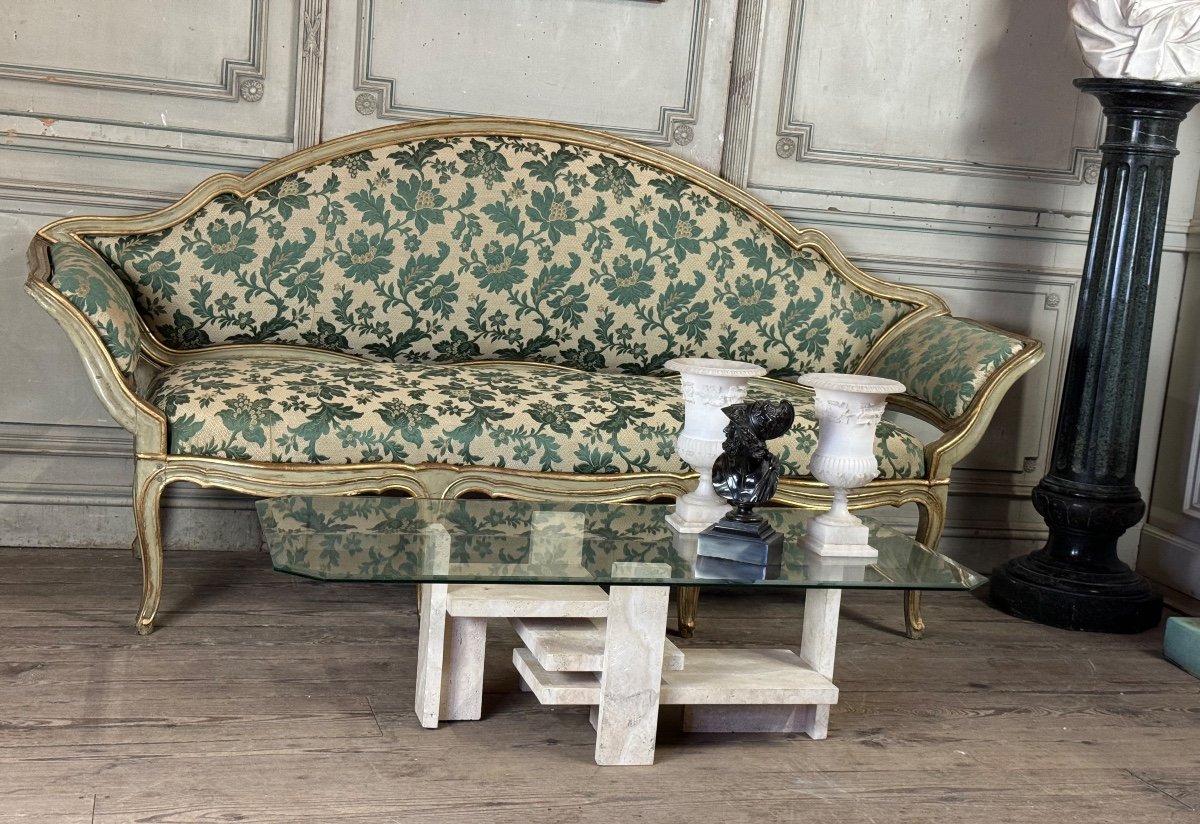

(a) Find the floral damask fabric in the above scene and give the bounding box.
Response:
[87,136,917,377]
[871,316,1027,419]
[49,242,142,378]
[146,358,925,479]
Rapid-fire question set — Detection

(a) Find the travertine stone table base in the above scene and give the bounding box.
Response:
[420,579,844,764]
[259,497,984,767]
[416,583,611,728]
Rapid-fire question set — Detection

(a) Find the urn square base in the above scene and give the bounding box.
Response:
[804,516,878,558]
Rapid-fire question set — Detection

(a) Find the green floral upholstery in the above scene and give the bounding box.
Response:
[87,136,917,377]
[145,358,925,478]
[49,242,142,378]
[871,315,1028,418]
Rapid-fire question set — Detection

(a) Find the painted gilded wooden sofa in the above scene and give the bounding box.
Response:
[26,117,1043,637]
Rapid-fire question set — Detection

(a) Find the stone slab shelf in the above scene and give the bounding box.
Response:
[511,617,686,672]
[512,647,838,708]
[446,584,610,618]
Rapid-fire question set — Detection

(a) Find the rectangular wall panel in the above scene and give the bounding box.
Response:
[744,0,1106,224]
[321,0,737,170]
[0,0,305,173]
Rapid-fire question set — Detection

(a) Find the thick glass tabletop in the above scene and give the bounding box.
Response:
[257,497,985,591]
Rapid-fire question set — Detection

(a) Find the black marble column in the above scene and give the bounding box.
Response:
[990,78,1200,633]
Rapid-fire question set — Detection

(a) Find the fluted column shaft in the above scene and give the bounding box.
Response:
[991,79,1200,633]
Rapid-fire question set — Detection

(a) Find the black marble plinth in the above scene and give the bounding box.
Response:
[991,79,1200,633]
[697,516,783,567]
[693,554,782,581]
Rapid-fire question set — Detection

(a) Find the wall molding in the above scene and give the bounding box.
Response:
[719,0,766,186]
[350,0,707,146]
[294,0,329,149]
[775,0,1102,183]
[0,481,253,511]
[0,177,183,212]
[1183,388,1200,521]
[0,422,131,460]
[0,133,267,175]
[0,1,267,102]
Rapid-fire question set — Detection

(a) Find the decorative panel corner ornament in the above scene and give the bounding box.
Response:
[239,79,264,102]
[774,0,1104,184]
[303,3,325,57]
[347,0,704,146]
[355,92,378,116]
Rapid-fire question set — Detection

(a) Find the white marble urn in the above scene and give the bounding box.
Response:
[665,357,766,533]
[798,373,905,557]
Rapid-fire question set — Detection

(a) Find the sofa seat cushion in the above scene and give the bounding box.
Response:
[145,358,926,478]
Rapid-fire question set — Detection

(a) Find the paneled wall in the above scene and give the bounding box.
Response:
[723,0,1198,574]
[2,0,1198,591]
[1143,253,1200,601]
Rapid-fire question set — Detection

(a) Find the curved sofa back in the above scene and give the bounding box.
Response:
[81,126,930,377]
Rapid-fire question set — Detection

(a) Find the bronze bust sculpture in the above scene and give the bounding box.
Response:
[698,399,795,568]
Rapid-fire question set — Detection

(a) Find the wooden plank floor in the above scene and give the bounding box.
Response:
[2,547,1198,823]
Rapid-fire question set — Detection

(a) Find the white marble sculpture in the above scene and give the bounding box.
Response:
[799,373,905,557]
[1071,0,1200,81]
[664,358,766,533]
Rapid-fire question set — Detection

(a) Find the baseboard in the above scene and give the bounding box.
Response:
[0,481,261,552]
[1138,524,1200,602]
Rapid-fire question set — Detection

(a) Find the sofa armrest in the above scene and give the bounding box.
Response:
[26,238,167,448]
[46,241,143,379]
[870,315,1032,420]
[865,314,1044,479]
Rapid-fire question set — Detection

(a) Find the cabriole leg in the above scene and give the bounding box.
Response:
[905,491,948,640]
[903,590,925,640]
[676,585,699,638]
[132,465,167,636]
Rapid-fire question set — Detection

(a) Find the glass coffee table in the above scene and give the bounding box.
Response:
[258,496,984,766]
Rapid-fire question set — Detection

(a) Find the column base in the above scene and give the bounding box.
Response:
[989,549,1162,633]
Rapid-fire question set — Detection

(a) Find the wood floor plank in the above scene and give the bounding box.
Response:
[0,791,94,824]
[3,546,1198,823]
[1130,770,1200,811]
[0,696,381,748]
[85,770,1196,824]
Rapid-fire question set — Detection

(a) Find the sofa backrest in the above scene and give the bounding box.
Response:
[82,126,927,377]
